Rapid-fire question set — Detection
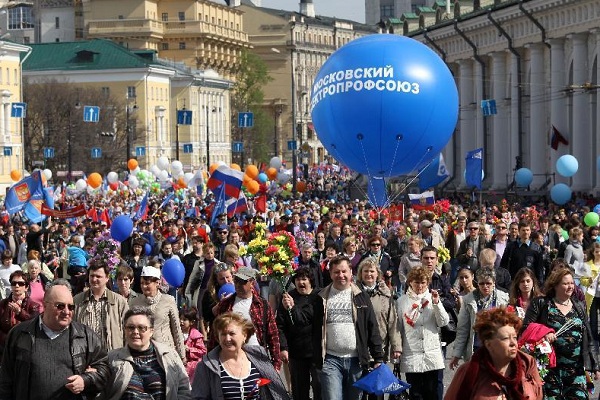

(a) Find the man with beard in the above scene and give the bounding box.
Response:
[277,268,321,400]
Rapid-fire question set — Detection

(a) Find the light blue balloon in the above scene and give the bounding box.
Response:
[258,173,268,183]
[550,183,572,205]
[594,204,600,215]
[311,35,458,177]
[514,168,533,187]
[556,154,578,177]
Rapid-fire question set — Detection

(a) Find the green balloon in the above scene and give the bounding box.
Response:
[561,229,569,240]
[584,212,600,227]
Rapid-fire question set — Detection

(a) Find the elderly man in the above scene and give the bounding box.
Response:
[312,256,384,400]
[0,279,108,399]
[73,261,129,351]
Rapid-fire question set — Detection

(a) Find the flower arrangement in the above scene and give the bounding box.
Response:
[520,340,552,380]
[294,230,314,252]
[433,199,451,216]
[437,246,450,265]
[88,231,121,276]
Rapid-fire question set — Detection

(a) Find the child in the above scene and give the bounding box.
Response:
[67,235,90,294]
[179,307,206,383]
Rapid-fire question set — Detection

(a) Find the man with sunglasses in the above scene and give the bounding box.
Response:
[456,221,488,272]
[0,279,109,399]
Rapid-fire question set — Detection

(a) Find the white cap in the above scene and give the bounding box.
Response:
[141,266,161,279]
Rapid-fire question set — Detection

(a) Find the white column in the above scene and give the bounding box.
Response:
[548,38,567,184]
[491,51,509,188]
[0,102,4,142]
[509,53,520,176]
[458,59,475,187]
[569,33,591,191]
[3,103,10,142]
[526,43,547,187]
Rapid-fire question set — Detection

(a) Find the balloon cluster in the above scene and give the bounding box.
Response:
[220,157,294,197]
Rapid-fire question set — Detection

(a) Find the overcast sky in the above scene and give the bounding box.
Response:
[260,0,365,23]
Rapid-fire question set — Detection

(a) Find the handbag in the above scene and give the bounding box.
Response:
[440,305,458,345]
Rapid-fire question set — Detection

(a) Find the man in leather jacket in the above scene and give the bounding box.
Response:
[0,279,109,400]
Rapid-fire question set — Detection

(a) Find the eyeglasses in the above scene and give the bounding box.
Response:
[218,231,228,234]
[478,282,494,287]
[497,226,507,230]
[469,227,479,231]
[50,302,75,311]
[214,263,230,273]
[370,243,381,247]
[125,325,151,333]
[10,281,26,287]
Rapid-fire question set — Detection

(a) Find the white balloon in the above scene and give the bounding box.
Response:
[158,170,169,182]
[171,160,183,172]
[270,157,282,169]
[277,172,291,184]
[75,179,87,191]
[43,169,52,180]
[128,176,139,189]
[150,165,161,177]
[157,156,170,170]
[172,170,184,179]
[107,171,119,184]
[218,161,227,166]
[183,172,195,184]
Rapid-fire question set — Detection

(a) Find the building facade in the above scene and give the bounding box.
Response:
[365,0,428,25]
[395,0,600,192]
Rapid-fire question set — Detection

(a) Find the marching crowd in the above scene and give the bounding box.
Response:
[0,186,599,400]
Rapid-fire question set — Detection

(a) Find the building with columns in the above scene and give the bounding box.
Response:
[237,0,377,166]
[393,0,600,192]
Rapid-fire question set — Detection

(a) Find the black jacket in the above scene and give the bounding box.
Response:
[522,296,598,372]
[500,240,543,282]
[385,235,408,268]
[0,316,109,399]
[312,284,384,368]
[277,288,319,359]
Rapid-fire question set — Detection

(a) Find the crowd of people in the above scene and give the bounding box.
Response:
[1,180,600,399]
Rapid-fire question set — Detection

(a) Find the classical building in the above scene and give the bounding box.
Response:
[391,0,600,192]
[0,39,30,190]
[23,39,232,172]
[237,0,378,166]
[365,0,428,25]
[83,0,249,80]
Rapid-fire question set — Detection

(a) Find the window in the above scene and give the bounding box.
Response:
[55,17,59,28]
[127,86,136,99]
[162,13,168,21]
[23,37,29,44]
[75,28,83,39]
[118,15,123,19]
[101,87,110,97]
[178,12,185,21]
[161,42,169,50]
[381,5,394,17]
[5,68,9,85]
[179,42,186,50]
[8,6,34,30]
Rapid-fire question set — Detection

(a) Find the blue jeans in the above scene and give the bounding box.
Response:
[320,354,363,400]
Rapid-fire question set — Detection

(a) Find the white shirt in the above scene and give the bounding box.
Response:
[232,296,260,347]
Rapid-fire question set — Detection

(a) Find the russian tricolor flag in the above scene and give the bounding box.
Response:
[207,165,244,199]
[226,192,247,217]
[408,191,435,211]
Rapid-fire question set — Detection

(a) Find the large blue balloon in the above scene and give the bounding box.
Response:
[550,183,572,205]
[367,176,388,208]
[110,215,133,242]
[556,155,578,177]
[514,168,533,187]
[311,34,458,177]
[217,283,236,300]
[163,258,185,287]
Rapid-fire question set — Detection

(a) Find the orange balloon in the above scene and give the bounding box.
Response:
[209,163,219,175]
[9,170,21,182]
[297,181,307,193]
[177,177,187,188]
[230,163,241,171]
[87,172,103,189]
[246,179,260,194]
[266,167,278,180]
[245,165,259,179]
[127,159,138,171]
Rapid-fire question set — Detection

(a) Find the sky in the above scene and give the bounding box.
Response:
[260,0,365,23]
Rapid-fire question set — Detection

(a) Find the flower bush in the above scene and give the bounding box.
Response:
[88,231,121,275]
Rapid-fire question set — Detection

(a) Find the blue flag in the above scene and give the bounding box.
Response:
[465,148,483,189]
[210,183,226,227]
[418,153,450,191]
[158,192,174,210]
[133,192,148,221]
[5,171,45,215]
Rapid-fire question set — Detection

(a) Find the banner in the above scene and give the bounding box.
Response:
[41,204,87,218]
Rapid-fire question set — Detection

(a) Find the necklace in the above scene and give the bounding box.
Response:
[554,297,571,306]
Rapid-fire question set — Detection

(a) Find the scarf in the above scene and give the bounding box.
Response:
[456,347,527,400]
[404,287,430,327]
[474,289,497,311]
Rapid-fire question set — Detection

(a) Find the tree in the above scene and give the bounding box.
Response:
[231,50,272,165]
[23,79,134,179]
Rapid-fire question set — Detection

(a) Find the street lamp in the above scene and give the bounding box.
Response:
[125,95,137,161]
[273,101,284,157]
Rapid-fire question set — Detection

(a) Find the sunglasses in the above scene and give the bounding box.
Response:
[370,243,381,246]
[497,226,507,229]
[125,325,151,333]
[51,302,75,311]
[469,227,479,230]
[10,281,26,287]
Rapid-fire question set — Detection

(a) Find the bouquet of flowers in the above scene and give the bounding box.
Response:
[88,231,121,279]
[437,246,450,265]
[520,340,552,380]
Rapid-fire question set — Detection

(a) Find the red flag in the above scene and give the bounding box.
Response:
[550,125,569,150]
[255,194,267,213]
[87,207,98,222]
[100,209,111,227]
[257,378,271,387]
